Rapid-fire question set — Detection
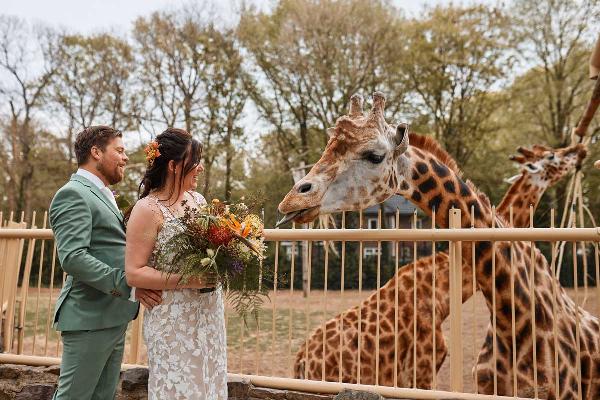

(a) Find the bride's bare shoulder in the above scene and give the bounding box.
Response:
[130,196,162,223]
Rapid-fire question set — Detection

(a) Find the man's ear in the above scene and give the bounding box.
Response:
[90,146,102,161]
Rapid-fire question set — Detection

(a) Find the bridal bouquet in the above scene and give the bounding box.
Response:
[156,198,269,318]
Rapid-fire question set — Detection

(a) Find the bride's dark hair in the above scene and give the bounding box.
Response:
[139,127,202,201]
[124,128,202,221]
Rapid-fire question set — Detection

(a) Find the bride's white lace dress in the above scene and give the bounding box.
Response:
[143,192,228,399]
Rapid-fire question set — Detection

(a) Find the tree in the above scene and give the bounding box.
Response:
[197,28,250,200]
[0,16,58,216]
[133,10,249,197]
[47,32,138,165]
[400,5,514,168]
[511,0,600,145]
[238,0,407,170]
[506,0,600,222]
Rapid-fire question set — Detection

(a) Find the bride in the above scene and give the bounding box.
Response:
[125,128,227,399]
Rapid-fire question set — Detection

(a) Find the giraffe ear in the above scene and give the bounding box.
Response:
[394,123,409,153]
[504,174,521,184]
[327,127,336,138]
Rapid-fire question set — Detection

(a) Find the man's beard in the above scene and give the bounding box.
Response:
[97,162,123,185]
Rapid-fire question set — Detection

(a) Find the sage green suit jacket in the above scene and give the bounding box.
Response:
[49,174,138,331]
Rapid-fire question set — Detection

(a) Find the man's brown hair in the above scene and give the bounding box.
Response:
[74,126,122,166]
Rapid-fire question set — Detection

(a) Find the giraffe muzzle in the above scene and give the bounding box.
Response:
[275,206,321,227]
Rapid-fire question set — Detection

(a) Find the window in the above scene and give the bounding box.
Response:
[388,216,396,229]
[281,242,297,260]
[402,246,411,260]
[367,218,378,229]
[364,247,380,257]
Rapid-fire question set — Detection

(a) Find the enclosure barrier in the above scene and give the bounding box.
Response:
[1,209,599,399]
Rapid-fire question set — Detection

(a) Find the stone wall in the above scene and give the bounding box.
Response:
[0,364,396,400]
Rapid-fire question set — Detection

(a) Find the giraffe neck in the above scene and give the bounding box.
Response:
[433,171,551,318]
[397,146,495,229]
[497,172,547,228]
[396,144,568,331]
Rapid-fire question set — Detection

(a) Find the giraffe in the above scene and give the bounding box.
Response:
[291,139,587,389]
[278,92,600,399]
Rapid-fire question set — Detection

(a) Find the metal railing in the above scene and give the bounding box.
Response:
[1,209,599,399]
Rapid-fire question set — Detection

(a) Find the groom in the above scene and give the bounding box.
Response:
[50,126,162,400]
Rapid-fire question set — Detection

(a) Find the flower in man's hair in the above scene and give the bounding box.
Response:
[144,140,161,166]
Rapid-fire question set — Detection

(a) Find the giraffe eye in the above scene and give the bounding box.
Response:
[363,152,385,164]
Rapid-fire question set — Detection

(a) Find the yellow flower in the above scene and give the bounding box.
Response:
[243,214,263,235]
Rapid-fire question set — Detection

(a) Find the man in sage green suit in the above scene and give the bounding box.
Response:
[50,126,162,400]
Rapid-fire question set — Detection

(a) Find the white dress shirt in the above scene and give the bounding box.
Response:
[76,168,119,211]
[75,168,137,303]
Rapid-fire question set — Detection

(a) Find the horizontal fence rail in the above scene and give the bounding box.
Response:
[1,211,600,399]
[2,227,600,241]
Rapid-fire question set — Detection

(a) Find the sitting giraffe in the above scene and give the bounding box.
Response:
[279,92,600,398]
[291,131,586,388]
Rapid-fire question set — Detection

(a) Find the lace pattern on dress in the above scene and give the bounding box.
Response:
[143,191,228,399]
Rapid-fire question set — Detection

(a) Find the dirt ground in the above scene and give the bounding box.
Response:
[14,286,600,394]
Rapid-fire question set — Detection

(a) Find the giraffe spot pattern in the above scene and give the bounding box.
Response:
[431,159,450,178]
[418,177,436,194]
[443,179,456,193]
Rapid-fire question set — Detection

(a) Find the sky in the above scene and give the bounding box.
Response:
[2,0,455,34]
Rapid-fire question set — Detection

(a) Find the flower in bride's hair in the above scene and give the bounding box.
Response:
[144,140,161,166]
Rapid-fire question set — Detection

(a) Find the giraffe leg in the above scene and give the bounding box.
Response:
[293,341,309,379]
[473,326,496,395]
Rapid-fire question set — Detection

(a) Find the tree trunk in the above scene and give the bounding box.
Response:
[223,130,233,202]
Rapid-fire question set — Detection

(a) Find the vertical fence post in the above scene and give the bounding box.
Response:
[129,308,143,364]
[17,221,37,354]
[448,208,463,392]
[302,224,309,298]
[2,221,26,353]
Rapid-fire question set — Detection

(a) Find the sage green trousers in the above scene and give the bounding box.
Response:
[52,323,128,400]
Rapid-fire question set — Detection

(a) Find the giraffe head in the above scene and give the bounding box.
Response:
[506,143,587,187]
[277,92,409,225]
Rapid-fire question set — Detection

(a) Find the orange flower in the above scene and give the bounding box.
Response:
[144,140,161,166]
[223,214,251,238]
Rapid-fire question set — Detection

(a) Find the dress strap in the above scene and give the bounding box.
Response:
[148,194,176,220]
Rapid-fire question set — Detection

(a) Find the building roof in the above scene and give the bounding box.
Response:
[363,195,417,216]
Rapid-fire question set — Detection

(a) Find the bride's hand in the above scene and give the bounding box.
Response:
[183,272,218,289]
